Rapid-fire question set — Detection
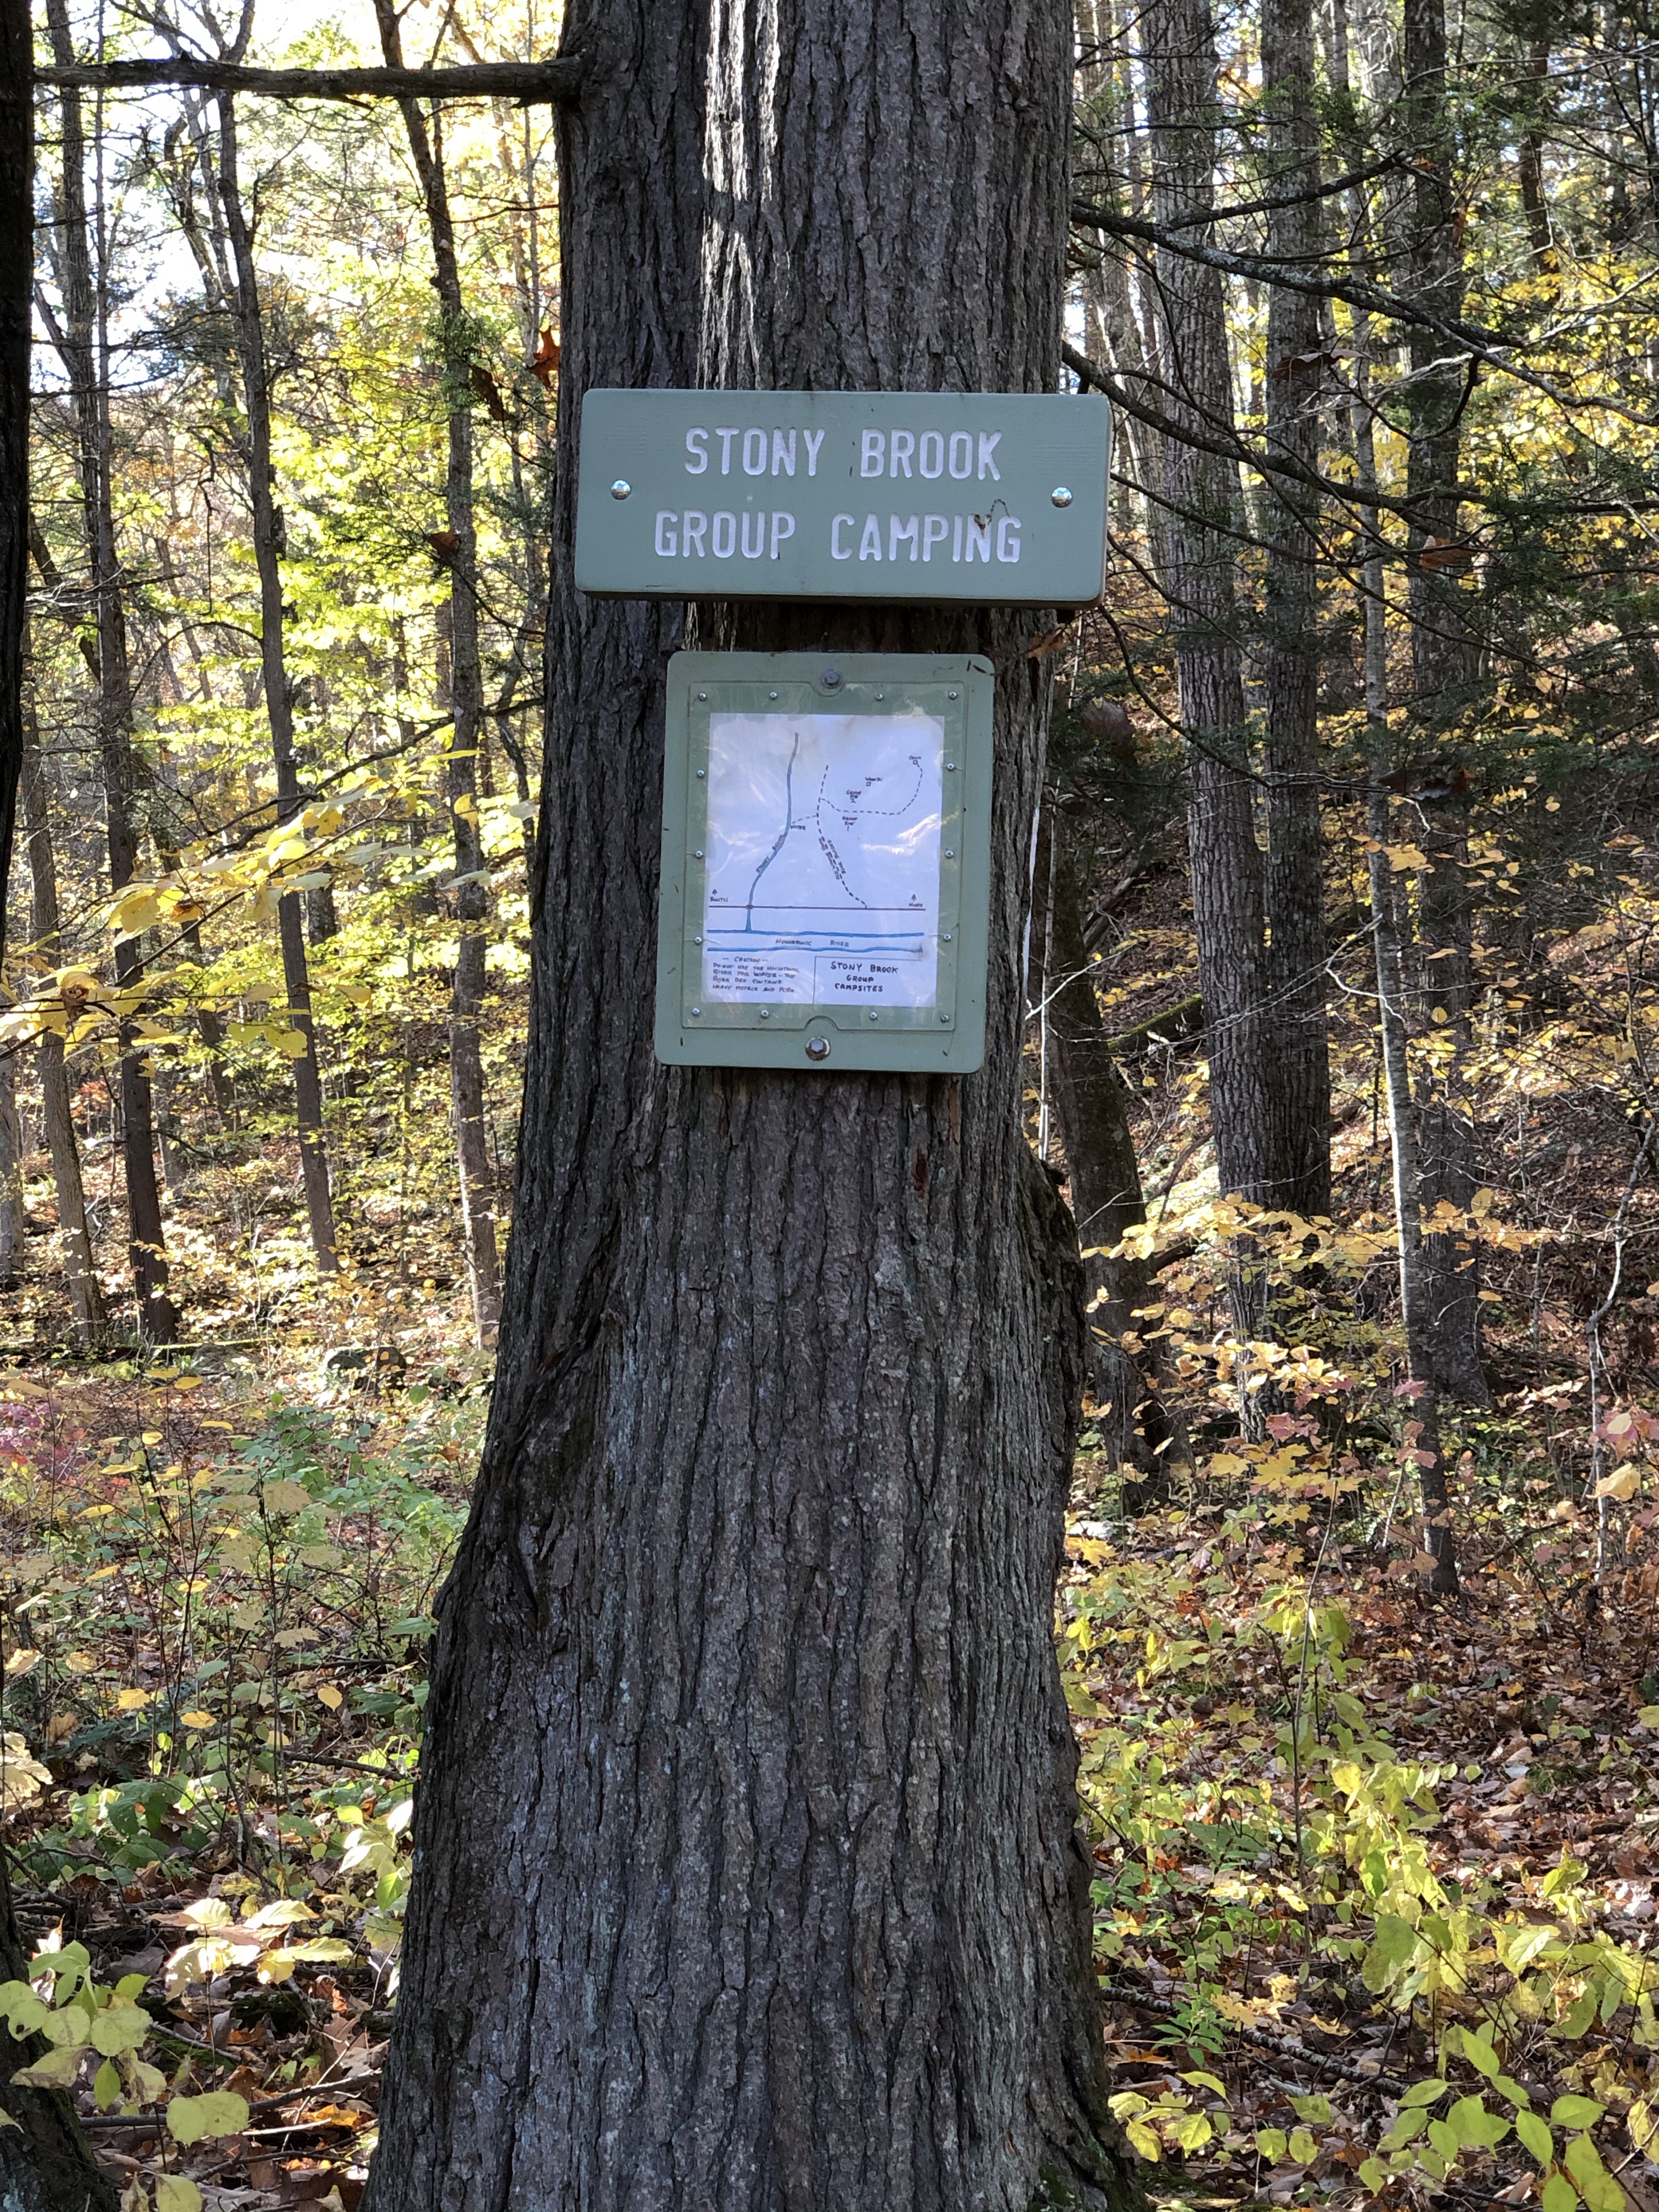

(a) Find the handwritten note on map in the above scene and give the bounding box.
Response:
[702,708,945,1008]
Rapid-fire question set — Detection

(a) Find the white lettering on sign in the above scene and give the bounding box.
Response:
[819,513,1020,565]
[682,424,827,477]
[654,506,1026,562]
[652,511,802,561]
[861,427,1001,481]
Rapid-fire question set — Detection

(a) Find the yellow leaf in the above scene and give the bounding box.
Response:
[155,2179,203,2212]
[1594,1466,1641,1500]
[115,1688,153,1712]
[267,1028,309,1060]
[315,1684,343,1711]
[261,1479,311,1516]
[179,1711,215,1730]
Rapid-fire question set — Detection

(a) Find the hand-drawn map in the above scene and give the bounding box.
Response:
[702,708,945,1008]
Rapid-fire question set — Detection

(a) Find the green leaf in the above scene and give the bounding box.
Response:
[1381,2108,1428,2150]
[1359,2157,1388,2191]
[89,2002,151,2056]
[1553,2097,1607,2128]
[113,1974,149,2002]
[92,2057,121,2109]
[1517,2111,1555,2165]
[1256,2127,1288,2163]
[1291,2094,1333,2125]
[1175,2111,1212,2153]
[155,2181,203,2212]
[1428,2119,1458,2159]
[0,1982,48,2039]
[167,2089,250,2144]
[1494,2074,1531,2109]
[1362,1912,1421,1992]
[1498,1922,1559,1972]
[1401,2078,1447,2108]
[1460,2029,1500,2080]
[1449,2095,1510,2150]
[1565,2134,1625,2212]
[1560,1990,1599,2039]
[1180,2070,1226,2097]
[1542,2174,1580,2212]
[10,2041,88,2088]
[1288,2128,1318,2165]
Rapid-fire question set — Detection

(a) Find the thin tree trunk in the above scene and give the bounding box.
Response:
[44,0,180,1343]
[1402,0,1489,1406]
[212,92,340,1275]
[1517,36,1554,268]
[21,720,107,1343]
[366,1,1141,2205]
[0,1048,24,1289]
[1142,0,1277,1212]
[1261,0,1331,1218]
[1,0,111,2092]
[1039,802,1182,1503]
[0,0,22,957]
[371,5,502,1345]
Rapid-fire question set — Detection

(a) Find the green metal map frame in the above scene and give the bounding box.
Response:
[655,652,995,1073]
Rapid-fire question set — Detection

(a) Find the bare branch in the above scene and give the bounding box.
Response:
[35,53,588,104]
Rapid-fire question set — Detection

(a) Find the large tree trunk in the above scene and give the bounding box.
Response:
[215,93,341,1277]
[43,0,180,1344]
[1260,0,1331,1218]
[365,3,1141,2208]
[1141,0,1277,1211]
[369,12,503,1345]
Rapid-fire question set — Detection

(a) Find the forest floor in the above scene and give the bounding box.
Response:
[0,1331,1653,2210]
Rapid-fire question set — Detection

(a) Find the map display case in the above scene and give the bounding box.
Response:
[654,653,995,1071]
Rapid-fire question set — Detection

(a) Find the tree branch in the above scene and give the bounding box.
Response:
[34,53,588,103]
[1061,341,1436,524]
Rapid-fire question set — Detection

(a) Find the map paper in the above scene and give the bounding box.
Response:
[701,708,945,1008]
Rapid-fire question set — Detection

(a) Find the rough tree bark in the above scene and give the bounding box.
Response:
[43,0,180,1342]
[1141,0,1278,1212]
[1037,803,1180,1499]
[371,2,503,1345]
[365,2,1141,2208]
[1260,0,1331,1219]
[1,1,117,2180]
[214,91,341,1276]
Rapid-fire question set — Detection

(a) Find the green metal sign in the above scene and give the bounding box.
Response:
[578,390,1110,606]
[656,653,995,1073]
